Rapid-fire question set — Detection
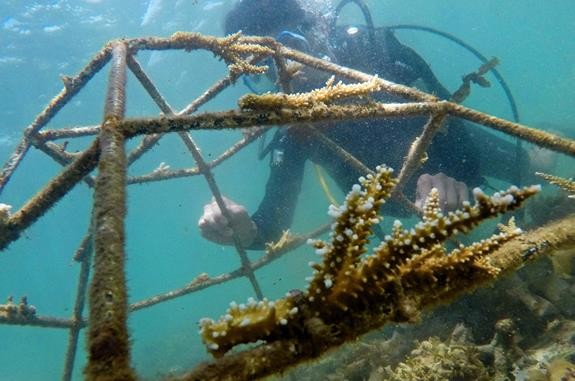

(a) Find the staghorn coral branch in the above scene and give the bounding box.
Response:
[179,167,545,381]
[128,32,273,77]
[536,172,575,198]
[307,166,397,309]
[194,165,539,362]
[272,41,437,102]
[238,75,384,110]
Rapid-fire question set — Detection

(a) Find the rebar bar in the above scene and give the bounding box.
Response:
[0,140,100,250]
[63,230,93,381]
[179,131,265,299]
[128,52,264,298]
[37,125,101,141]
[85,41,135,381]
[0,45,112,195]
[130,223,329,312]
[0,315,77,328]
[120,102,575,158]
[394,112,448,193]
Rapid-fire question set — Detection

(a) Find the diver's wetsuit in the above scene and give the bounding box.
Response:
[248,28,484,249]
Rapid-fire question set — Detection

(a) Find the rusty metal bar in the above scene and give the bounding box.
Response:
[179,132,264,299]
[130,223,328,312]
[127,54,264,298]
[0,140,100,250]
[37,125,101,141]
[0,138,32,196]
[85,41,135,381]
[446,102,575,155]
[2,101,572,251]
[120,101,575,157]
[125,54,239,164]
[0,315,77,328]
[0,45,112,195]
[394,112,448,193]
[121,102,437,137]
[62,230,93,381]
[37,141,78,163]
[126,131,264,184]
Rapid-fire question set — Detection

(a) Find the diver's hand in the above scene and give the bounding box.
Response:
[198,196,257,247]
[415,173,469,212]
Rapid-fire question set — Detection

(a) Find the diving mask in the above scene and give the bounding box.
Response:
[242,30,311,94]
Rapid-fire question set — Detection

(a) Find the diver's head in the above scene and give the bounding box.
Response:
[225,0,334,93]
[224,0,317,37]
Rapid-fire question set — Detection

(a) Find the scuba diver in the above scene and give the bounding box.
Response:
[198,0,528,249]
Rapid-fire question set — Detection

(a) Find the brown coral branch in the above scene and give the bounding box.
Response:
[273,42,437,102]
[128,32,273,77]
[238,75,384,110]
[196,167,538,354]
[177,170,544,381]
[536,172,575,198]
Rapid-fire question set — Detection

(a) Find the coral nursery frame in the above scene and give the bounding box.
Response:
[0,32,574,380]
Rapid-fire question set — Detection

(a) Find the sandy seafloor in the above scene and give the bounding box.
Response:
[0,0,573,380]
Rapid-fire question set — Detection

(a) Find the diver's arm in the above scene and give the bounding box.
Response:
[381,29,451,99]
[249,135,307,250]
[393,39,452,99]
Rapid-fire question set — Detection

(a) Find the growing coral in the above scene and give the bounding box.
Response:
[379,336,491,381]
[188,165,540,380]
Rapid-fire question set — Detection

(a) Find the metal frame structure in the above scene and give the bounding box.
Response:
[0,32,573,380]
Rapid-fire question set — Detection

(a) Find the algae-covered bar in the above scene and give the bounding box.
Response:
[0,2,574,380]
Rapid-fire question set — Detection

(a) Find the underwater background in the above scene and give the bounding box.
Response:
[0,0,573,380]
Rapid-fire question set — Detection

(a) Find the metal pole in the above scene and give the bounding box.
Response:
[85,41,135,381]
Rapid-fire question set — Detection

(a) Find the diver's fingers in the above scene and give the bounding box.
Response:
[456,181,469,207]
[202,201,229,228]
[443,177,458,211]
[199,210,233,240]
[415,174,434,210]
